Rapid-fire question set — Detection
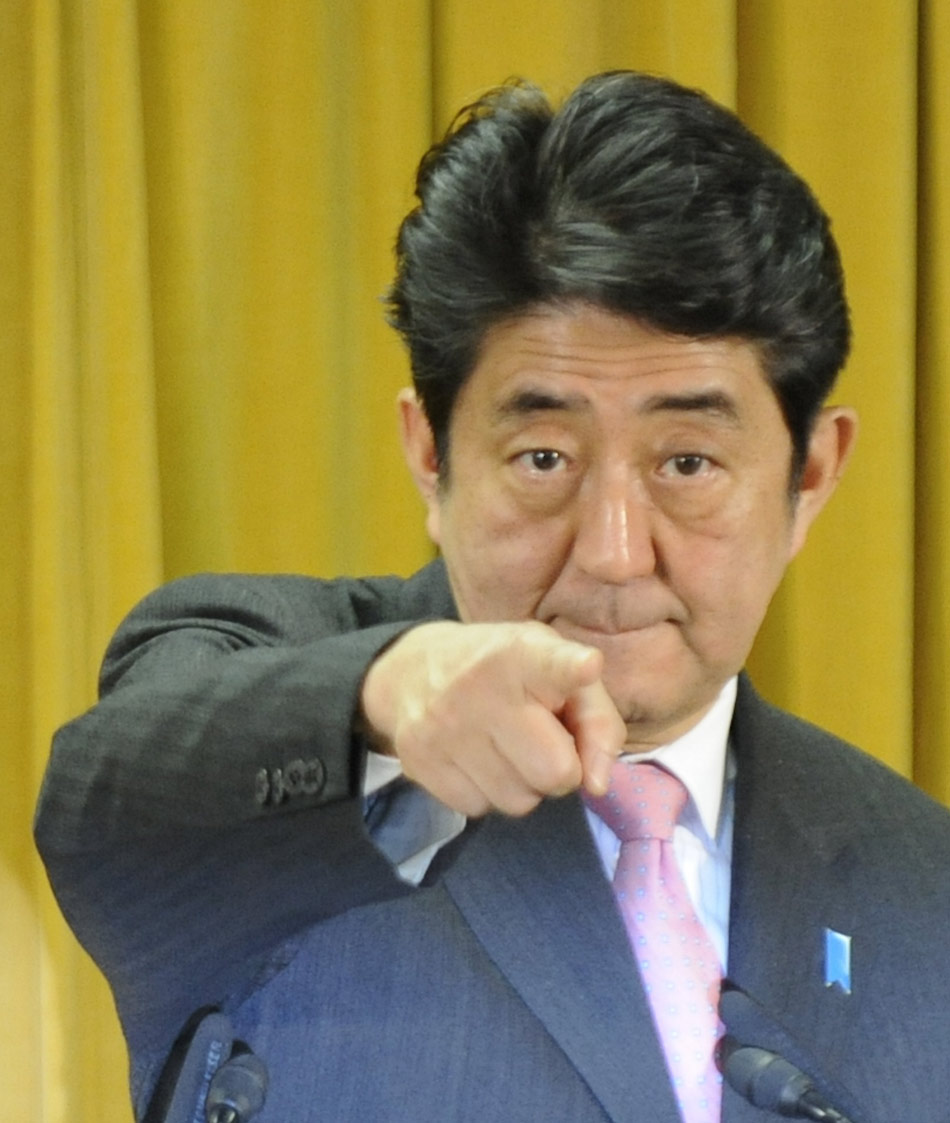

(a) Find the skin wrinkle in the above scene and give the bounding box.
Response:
[494,388,743,426]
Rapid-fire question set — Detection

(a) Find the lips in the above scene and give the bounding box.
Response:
[539,580,689,641]
[548,613,675,638]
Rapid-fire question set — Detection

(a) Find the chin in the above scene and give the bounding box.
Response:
[604,667,721,743]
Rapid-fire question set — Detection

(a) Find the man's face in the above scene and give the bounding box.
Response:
[401,303,852,749]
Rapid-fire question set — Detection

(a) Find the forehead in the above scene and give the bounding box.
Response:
[455,305,780,428]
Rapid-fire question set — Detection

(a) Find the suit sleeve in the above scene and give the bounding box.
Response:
[33,565,451,1073]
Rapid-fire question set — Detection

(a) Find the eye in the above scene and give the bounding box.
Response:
[518,449,566,473]
[660,453,713,478]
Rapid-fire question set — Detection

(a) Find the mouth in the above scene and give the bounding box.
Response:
[548,615,675,640]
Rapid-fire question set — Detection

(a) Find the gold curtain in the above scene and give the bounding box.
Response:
[2,2,947,1118]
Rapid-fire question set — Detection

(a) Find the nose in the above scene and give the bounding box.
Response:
[571,470,657,584]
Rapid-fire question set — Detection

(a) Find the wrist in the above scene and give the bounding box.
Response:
[359,652,398,756]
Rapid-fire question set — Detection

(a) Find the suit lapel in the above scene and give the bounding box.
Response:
[722,680,870,1123]
[440,794,682,1123]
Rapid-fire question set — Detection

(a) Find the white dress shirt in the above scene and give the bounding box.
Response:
[363,676,737,969]
[583,677,736,969]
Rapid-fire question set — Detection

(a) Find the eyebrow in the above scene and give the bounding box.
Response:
[493,387,742,424]
[639,389,742,424]
[493,389,588,419]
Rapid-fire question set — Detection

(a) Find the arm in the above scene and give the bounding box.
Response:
[34,563,453,1060]
[34,557,624,1085]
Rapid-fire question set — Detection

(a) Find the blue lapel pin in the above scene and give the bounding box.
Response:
[824,928,852,994]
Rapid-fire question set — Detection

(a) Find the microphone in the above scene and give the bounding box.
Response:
[142,1008,269,1123]
[719,985,866,1123]
[143,1009,234,1123]
[205,1048,269,1123]
[717,1036,856,1122]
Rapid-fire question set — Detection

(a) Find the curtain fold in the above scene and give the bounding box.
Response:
[23,3,162,1119]
[914,0,950,802]
[4,2,947,1118]
[740,0,919,776]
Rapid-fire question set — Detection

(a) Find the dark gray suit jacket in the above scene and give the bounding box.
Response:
[35,561,950,1122]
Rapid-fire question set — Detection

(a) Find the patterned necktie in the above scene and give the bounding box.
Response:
[585,761,723,1123]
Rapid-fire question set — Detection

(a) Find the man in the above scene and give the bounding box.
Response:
[35,73,950,1123]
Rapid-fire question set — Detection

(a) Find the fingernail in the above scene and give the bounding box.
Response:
[587,754,611,796]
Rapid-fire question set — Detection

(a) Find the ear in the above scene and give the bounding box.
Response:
[789,406,858,558]
[397,388,443,546]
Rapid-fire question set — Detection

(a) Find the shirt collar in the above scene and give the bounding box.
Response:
[621,676,737,843]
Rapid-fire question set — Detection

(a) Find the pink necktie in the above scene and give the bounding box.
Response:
[586,761,723,1123]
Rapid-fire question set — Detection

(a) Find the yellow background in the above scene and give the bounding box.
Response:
[2,2,948,1118]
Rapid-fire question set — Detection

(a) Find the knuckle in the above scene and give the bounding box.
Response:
[528,746,582,795]
[499,788,543,818]
[457,791,492,819]
[508,620,556,661]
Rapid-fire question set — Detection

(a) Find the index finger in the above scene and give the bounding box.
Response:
[560,678,626,796]
[517,628,604,710]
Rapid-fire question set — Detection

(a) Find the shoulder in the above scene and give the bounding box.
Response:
[733,675,950,858]
[100,560,455,687]
[121,558,454,637]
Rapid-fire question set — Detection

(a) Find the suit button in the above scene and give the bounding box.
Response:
[300,757,326,796]
[254,758,325,808]
[284,758,306,796]
[283,757,324,796]
[254,768,270,806]
[281,757,327,798]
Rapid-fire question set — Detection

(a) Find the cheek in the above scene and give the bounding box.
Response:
[675,507,793,650]
[439,486,575,618]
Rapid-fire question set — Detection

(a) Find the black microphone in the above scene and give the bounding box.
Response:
[718,1036,856,1122]
[144,1009,235,1123]
[205,1048,268,1123]
[719,985,866,1122]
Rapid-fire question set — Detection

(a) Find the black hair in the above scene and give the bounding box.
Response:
[387,71,851,484]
